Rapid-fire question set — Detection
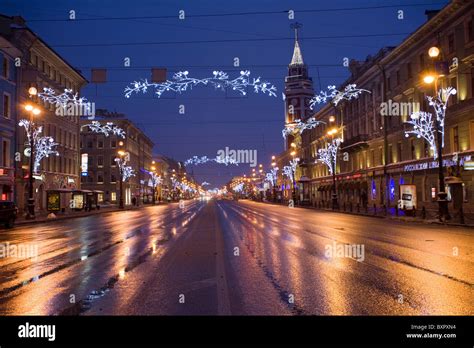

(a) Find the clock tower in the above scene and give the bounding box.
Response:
[284,23,314,149]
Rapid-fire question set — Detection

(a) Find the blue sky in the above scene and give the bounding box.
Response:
[1,0,448,188]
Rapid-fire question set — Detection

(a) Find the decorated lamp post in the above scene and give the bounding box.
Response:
[21,87,58,219]
[149,162,162,205]
[115,149,135,209]
[406,45,456,221]
[318,135,342,210]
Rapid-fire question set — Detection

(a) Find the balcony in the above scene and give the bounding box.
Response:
[341,134,369,151]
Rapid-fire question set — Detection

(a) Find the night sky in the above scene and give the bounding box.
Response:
[1,0,447,188]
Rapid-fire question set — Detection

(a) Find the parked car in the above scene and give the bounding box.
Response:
[0,201,18,228]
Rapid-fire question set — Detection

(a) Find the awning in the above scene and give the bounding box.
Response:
[93,190,104,193]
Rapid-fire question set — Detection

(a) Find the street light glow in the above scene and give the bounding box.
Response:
[423,74,436,84]
[428,46,440,58]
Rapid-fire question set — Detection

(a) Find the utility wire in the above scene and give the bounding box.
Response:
[25,2,447,22]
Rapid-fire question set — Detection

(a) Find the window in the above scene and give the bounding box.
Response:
[419,53,425,71]
[448,34,455,54]
[370,149,375,167]
[407,62,412,79]
[410,139,416,159]
[453,126,459,153]
[397,142,402,163]
[97,155,103,167]
[111,174,117,183]
[97,172,104,184]
[98,138,104,149]
[87,141,93,148]
[388,144,393,164]
[471,68,474,98]
[111,192,117,202]
[111,139,117,148]
[2,56,8,79]
[111,156,117,165]
[379,146,383,165]
[89,156,94,167]
[3,93,11,119]
[2,139,10,167]
[468,19,474,42]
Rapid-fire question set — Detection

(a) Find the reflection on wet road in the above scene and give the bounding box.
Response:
[1,199,472,315]
[0,201,204,315]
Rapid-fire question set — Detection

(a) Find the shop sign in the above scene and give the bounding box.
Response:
[404,155,471,172]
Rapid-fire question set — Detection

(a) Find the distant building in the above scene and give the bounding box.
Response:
[79,112,154,206]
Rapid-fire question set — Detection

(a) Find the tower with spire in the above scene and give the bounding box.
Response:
[284,22,315,149]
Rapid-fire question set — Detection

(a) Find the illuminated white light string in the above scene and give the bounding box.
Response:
[310,84,370,109]
[317,138,341,175]
[404,87,456,159]
[283,158,299,179]
[184,155,238,166]
[265,167,279,186]
[85,121,126,138]
[404,111,437,159]
[19,119,59,174]
[282,117,325,138]
[38,88,92,113]
[115,157,135,182]
[124,70,277,99]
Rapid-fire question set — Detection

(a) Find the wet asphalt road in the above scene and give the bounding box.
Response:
[0,199,472,315]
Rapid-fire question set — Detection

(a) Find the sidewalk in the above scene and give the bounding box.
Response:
[14,203,166,227]
[258,199,474,228]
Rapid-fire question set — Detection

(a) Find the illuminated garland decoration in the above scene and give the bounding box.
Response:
[171,177,196,193]
[282,117,325,138]
[404,111,437,159]
[283,158,299,179]
[124,70,277,99]
[265,167,279,186]
[19,119,59,174]
[115,157,135,182]
[317,138,342,175]
[38,87,92,113]
[149,172,162,186]
[427,87,456,148]
[85,121,126,138]
[201,181,210,186]
[310,84,371,109]
[404,87,456,160]
[233,182,244,192]
[184,155,238,166]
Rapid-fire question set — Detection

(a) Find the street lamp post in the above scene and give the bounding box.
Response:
[290,144,297,205]
[117,150,125,209]
[327,127,338,210]
[25,87,41,219]
[271,156,277,202]
[151,160,157,205]
[425,46,450,221]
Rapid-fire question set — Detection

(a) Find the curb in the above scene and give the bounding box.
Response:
[13,203,167,227]
[255,200,474,228]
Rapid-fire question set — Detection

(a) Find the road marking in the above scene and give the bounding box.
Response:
[214,207,232,315]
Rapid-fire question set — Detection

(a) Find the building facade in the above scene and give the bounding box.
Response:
[298,0,474,216]
[0,34,20,202]
[0,15,88,214]
[80,112,154,206]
